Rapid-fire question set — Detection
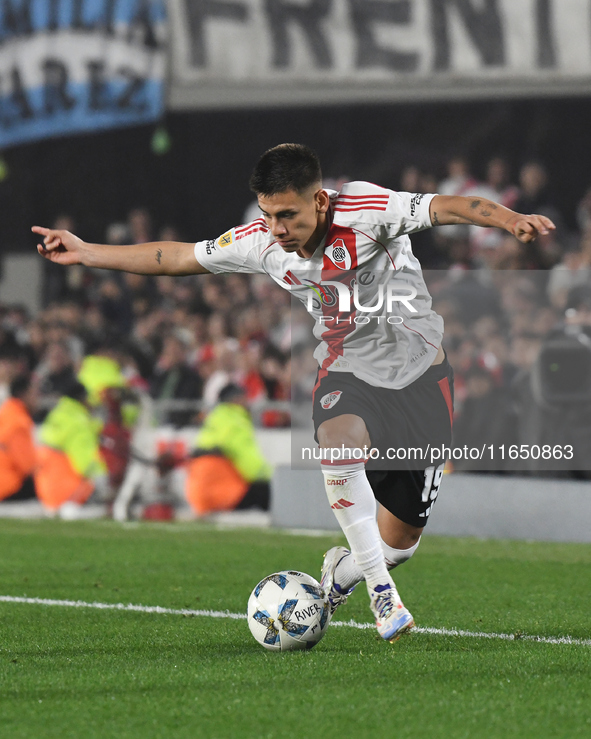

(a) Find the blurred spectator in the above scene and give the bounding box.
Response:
[444,236,473,271]
[78,305,108,351]
[466,157,520,256]
[0,374,37,501]
[159,225,181,242]
[510,313,591,478]
[258,347,291,427]
[96,277,134,336]
[24,320,47,371]
[153,275,177,312]
[150,334,203,425]
[78,350,127,407]
[41,214,76,306]
[451,366,512,472]
[202,338,241,408]
[483,234,525,270]
[510,332,543,372]
[439,155,477,197]
[576,186,591,233]
[76,350,140,489]
[420,171,439,194]
[128,207,152,244]
[400,165,421,193]
[547,227,591,310]
[564,283,591,328]
[43,311,84,361]
[485,157,520,209]
[35,380,106,513]
[436,271,501,325]
[514,161,561,228]
[185,383,271,516]
[100,386,134,491]
[106,222,130,245]
[399,166,442,268]
[0,331,28,405]
[3,304,30,346]
[0,320,20,358]
[37,340,77,399]
[122,272,158,318]
[437,156,477,243]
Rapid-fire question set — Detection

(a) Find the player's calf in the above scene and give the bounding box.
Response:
[325,537,422,598]
[321,452,394,592]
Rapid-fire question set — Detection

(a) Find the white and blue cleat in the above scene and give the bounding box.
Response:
[369,584,415,642]
[320,546,356,617]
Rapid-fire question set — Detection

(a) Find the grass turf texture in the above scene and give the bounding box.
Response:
[0,520,589,738]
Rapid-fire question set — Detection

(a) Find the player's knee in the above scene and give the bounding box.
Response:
[381,536,421,569]
[320,445,369,471]
[317,415,370,450]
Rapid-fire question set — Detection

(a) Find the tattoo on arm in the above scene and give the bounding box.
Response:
[156,248,162,265]
[479,202,497,218]
[433,211,440,226]
[469,199,499,221]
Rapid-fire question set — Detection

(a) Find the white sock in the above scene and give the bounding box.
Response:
[334,537,421,591]
[321,451,394,593]
[382,537,421,569]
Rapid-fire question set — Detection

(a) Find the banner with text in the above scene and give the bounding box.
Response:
[169,0,591,109]
[0,0,167,148]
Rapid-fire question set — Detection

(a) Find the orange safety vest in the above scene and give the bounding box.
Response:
[185,455,248,516]
[35,446,94,511]
[0,398,35,501]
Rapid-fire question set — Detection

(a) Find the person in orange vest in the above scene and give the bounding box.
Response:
[0,374,38,501]
[185,383,272,516]
[35,380,106,512]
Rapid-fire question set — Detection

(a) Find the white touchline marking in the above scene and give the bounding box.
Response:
[1,595,589,647]
[331,618,591,646]
[0,595,246,621]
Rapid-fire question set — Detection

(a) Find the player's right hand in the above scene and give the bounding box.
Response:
[32,226,85,265]
[505,213,555,243]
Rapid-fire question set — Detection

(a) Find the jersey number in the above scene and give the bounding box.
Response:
[419,464,444,518]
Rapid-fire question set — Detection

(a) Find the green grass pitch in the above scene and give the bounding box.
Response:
[0,518,590,738]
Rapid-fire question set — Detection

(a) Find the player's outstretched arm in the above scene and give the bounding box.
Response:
[428,195,555,243]
[31,226,210,276]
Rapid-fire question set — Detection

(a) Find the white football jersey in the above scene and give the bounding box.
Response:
[194,182,443,389]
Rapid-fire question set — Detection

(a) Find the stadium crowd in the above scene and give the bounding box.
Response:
[1,208,293,427]
[1,154,591,510]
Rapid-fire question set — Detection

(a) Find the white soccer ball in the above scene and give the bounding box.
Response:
[247,570,330,651]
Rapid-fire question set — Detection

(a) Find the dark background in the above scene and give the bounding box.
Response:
[3,95,590,249]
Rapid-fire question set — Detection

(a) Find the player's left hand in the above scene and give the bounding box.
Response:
[505,214,556,243]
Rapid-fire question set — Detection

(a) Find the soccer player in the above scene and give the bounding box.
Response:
[33,143,554,642]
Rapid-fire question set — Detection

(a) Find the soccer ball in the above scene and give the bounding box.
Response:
[247,570,330,651]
